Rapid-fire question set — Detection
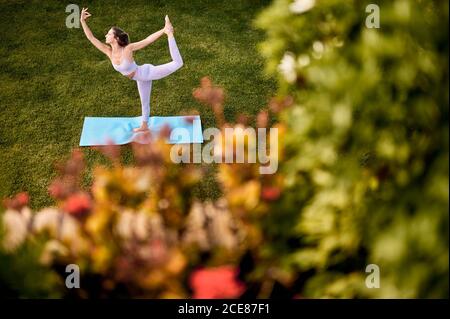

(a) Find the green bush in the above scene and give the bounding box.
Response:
[253,0,448,297]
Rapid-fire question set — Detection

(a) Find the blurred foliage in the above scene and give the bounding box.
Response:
[252,0,448,297]
[1,0,448,298]
[0,136,243,298]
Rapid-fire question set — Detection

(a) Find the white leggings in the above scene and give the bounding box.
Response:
[132,36,183,122]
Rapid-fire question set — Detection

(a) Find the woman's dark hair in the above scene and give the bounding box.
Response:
[112,26,129,47]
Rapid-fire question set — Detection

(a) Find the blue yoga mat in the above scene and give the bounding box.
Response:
[79,116,203,146]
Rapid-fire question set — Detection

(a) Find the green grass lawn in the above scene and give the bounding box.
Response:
[0,0,276,210]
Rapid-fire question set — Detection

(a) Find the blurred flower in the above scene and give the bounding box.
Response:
[91,246,112,273]
[2,191,30,211]
[236,113,250,126]
[184,116,196,124]
[131,142,164,167]
[269,96,294,113]
[1,207,32,251]
[165,249,187,275]
[261,186,281,201]
[159,123,173,139]
[193,77,225,106]
[48,148,85,200]
[115,209,150,241]
[55,148,85,176]
[32,207,85,255]
[256,110,269,128]
[60,215,86,253]
[158,199,170,210]
[132,130,154,144]
[206,201,239,250]
[138,239,168,266]
[289,0,315,14]
[48,179,67,200]
[48,177,79,200]
[297,54,311,68]
[183,201,210,250]
[63,192,92,216]
[312,41,325,59]
[93,139,121,164]
[16,192,29,206]
[278,52,297,83]
[228,181,261,211]
[193,77,226,126]
[40,240,69,265]
[33,207,61,237]
[190,266,245,299]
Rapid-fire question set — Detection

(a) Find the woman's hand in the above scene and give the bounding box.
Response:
[80,7,92,22]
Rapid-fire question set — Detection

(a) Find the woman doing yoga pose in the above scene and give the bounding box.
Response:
[80,8,183,132]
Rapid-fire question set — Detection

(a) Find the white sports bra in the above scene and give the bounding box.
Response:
[111,47,138,76]
[112,59,138,76]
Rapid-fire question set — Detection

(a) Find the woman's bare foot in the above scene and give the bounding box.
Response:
[164,15,174,35]
[133,122,150,133]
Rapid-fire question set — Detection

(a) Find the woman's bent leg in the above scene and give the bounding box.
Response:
[136,79,152,123]
[147,36,183,80]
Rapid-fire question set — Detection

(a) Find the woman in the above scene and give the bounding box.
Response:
[80,8,183,133]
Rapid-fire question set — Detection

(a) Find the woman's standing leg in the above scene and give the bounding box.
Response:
[136,79,152,124]
[133,64,154,132]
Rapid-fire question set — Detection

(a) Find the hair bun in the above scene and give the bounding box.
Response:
[112,26,130,47]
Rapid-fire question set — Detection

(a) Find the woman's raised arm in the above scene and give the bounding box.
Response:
[80,8,111,57]
[128,15,174,52]
[127,28,165,52]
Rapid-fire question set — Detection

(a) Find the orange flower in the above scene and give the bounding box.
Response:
[189,265,245,299]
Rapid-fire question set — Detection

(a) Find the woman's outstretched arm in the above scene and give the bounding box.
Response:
[128,28,165,52]
[80,8,111,57]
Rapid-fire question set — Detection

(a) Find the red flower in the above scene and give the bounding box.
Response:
[184,116,196,124]
[261,186,281,201]
[159,124,172,139]
[63,192,92,216]
[48,180,66,199]
[15,192,29,207]
[94,139,120,163]
[2,191,29,211]
[189,265,245,299]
